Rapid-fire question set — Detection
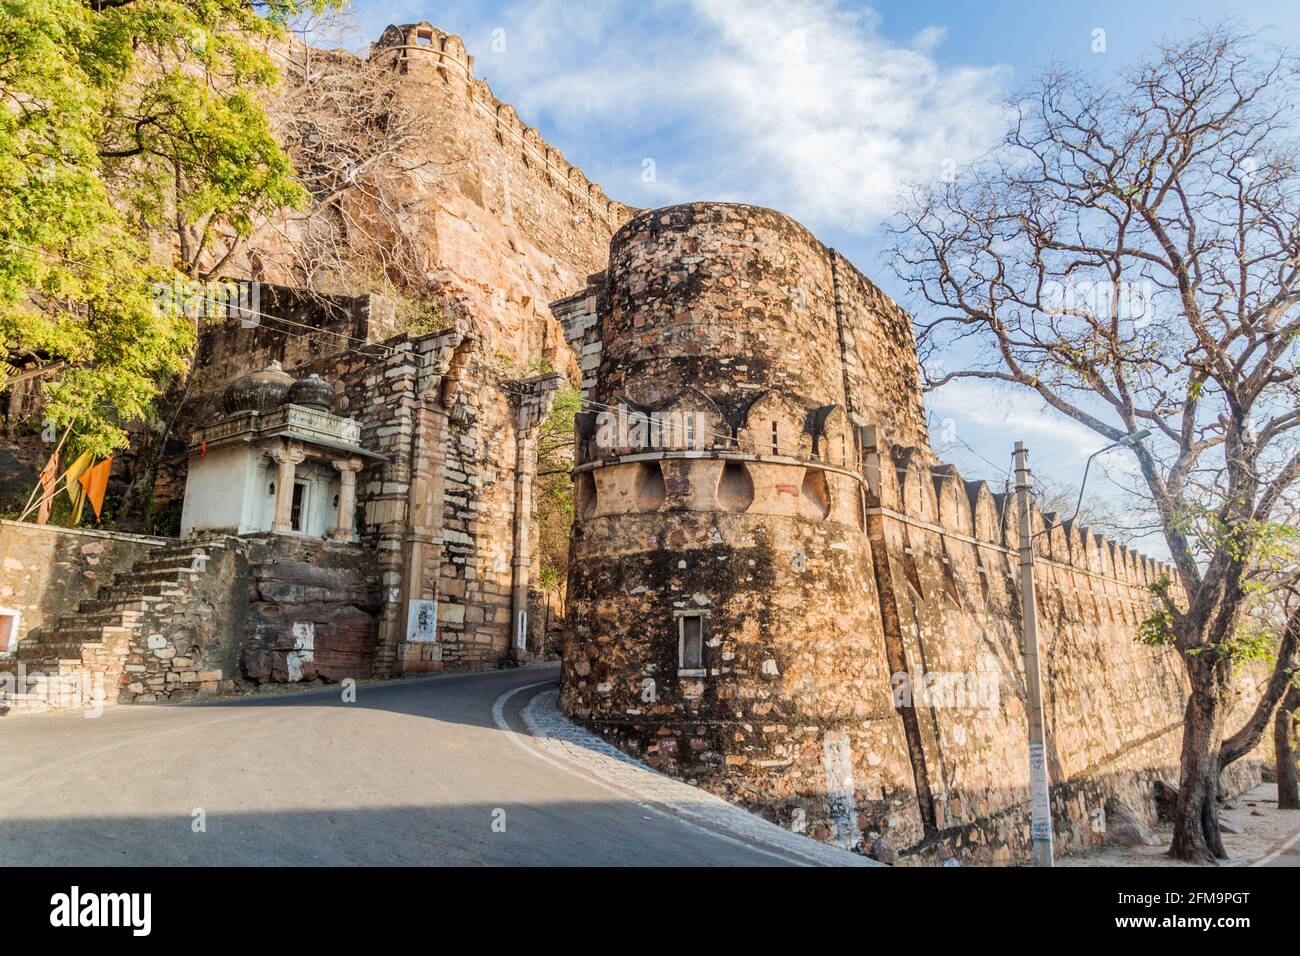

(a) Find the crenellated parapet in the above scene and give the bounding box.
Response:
[370,23,636,232]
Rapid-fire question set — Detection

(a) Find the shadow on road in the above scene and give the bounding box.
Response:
[0,800,797,867]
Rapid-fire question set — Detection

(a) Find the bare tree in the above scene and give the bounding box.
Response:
[891,26,1300,862]
[247,9,457,306]
[1030,473,1145,543]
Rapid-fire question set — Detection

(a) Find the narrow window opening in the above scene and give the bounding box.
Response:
[976,563,991,606]
[771,421,779,455]
[940,541,963,608]
[290,481,307,532]
[678,613,705,675]
[901,532,924,597]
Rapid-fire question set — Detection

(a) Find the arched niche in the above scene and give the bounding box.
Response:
[738,391,813,459]
[800,468,831,521]
[809,404,853,466]
[933,464,974,537]
[635,461,666,512]
[893,447,938,523]
[966,480,1001,544]
[717,460,754,513]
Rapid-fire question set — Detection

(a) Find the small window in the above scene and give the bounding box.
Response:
[678,612,705,675]
[771,421,779,455]
[291,481,307,532]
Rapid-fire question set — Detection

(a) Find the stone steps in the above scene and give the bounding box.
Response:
[50,615,144,639]
[75,595,166,615]
[88,580,185,600]
[7,536,232,711]
[111,567,203,587]
[19,640,105,661]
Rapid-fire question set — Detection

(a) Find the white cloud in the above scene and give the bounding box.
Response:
[452,0,1010,234]
[929,379,1110,456]
[689,0,1009,230]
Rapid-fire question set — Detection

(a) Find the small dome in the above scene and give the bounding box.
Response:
[221,360,294,415]
[285,374,336,413]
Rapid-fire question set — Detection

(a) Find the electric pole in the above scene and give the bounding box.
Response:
[1014,441,1054,867]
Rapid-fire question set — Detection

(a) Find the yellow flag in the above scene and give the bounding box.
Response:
[64,450,93,525]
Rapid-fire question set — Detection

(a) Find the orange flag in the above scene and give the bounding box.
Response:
[36,451,59,525]
[78,458,113,523]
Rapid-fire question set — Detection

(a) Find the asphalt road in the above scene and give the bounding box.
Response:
[0,665,811,866]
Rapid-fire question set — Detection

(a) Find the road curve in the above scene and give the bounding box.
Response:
[0,665,832,866]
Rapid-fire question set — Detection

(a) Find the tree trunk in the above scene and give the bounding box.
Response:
[1277,686,1299,811]
[117,376,191,531]
[1220,606,1300,771]
[1169,659,1228,862]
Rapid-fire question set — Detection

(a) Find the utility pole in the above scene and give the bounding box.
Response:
[1013,441,1054,867]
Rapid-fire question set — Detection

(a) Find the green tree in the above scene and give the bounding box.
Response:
[534,385,580,592]
[0,0,325,457]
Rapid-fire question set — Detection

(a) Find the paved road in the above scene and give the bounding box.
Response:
[0,665,819,866]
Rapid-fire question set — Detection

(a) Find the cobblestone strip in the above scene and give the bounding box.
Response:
[521,688,880,867]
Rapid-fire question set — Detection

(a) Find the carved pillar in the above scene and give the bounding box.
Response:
[373,330,475,677]
[270,441,306,533]
[332,457,363,542]
[508,373,565,662]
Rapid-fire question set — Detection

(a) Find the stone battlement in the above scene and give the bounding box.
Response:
[371,23,635,232]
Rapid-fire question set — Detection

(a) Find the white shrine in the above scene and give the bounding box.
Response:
[179,362,380,540]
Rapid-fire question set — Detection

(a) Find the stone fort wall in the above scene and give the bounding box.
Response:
[558,202,1263,863]
[144,22,638,677]
[367,21,635,368]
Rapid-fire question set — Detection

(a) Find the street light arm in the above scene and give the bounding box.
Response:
[1062,444,1110,528]
[1040,429,1150,535]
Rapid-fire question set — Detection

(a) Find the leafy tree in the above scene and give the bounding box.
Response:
[534,385,581,593]
[892,27,1300,862]
[0,0,326,457]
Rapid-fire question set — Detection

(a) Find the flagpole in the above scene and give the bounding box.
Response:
[18,473,75,523]
[18,427,71,521]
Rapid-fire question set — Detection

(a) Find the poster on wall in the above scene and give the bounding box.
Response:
[407,599,438,643]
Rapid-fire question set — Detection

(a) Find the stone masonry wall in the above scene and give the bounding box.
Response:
[559,201,1267,864]
[0,521,166,650]
[368,22,634,369]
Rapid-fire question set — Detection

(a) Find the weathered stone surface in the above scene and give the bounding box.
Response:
[556,201,1270,864]
[1104,797,1158,847]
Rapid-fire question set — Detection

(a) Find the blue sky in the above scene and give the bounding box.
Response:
[336,1,1299,546]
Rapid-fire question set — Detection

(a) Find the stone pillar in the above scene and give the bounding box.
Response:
[270,442,306,533]
[332,458,363,542]
[508,373,565,662]
[372,330,475,677]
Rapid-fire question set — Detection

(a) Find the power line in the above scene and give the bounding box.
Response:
[927,411,1015,485]
[0,236,406,359]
